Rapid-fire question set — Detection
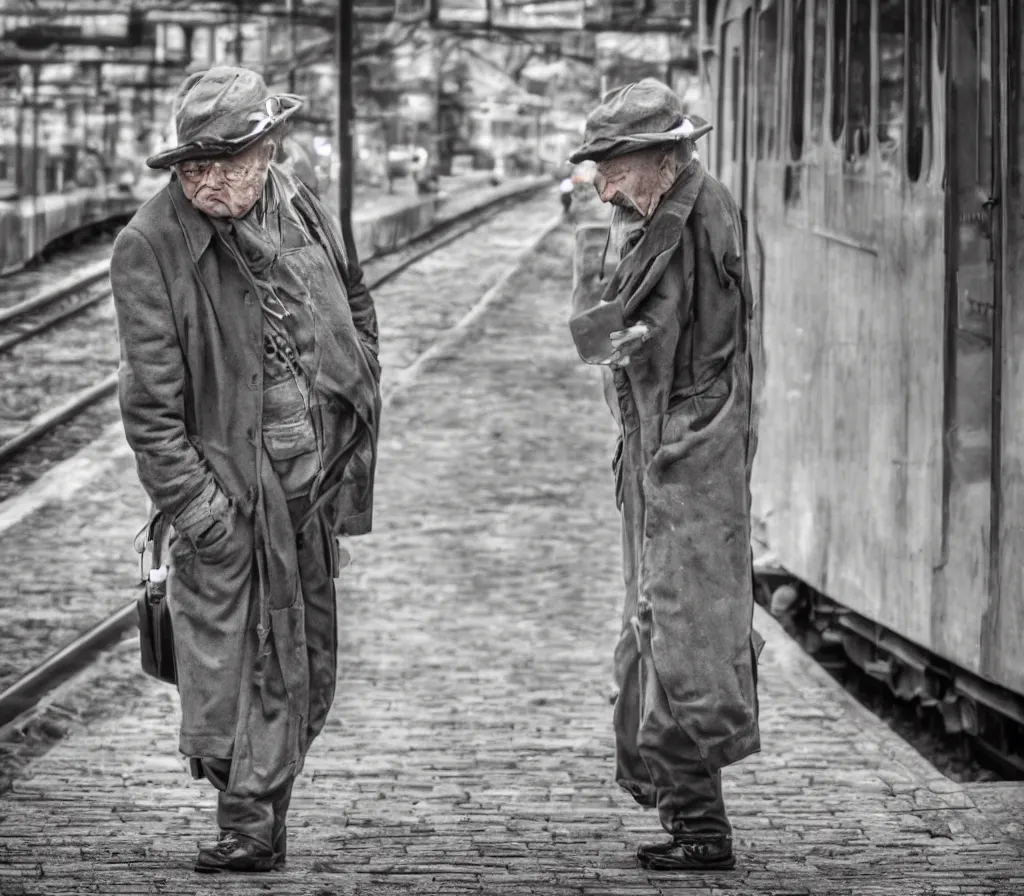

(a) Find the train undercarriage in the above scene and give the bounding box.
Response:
[755,568,1024,780]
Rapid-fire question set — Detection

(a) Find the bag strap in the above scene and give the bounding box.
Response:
[147,511,168,571]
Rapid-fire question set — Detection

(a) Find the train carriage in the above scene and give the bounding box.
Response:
[705,0,1024,765]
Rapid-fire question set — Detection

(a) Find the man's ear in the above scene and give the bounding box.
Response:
[658,149,677,178]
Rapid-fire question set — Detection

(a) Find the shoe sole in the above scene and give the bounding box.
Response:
[193,860,276,874]
[637,853,737,872]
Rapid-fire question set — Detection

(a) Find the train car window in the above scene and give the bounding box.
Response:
[732,47,742,162]
[757,0,780,159]
[809,0,828,144]
[845,0,871,162]
[977,0,993,187]
[936,0,948,73]
[877,0,907,173]
[717,19,728,174]
[906,0,933,180]
[790,0,807,159]
[831,0,848,142]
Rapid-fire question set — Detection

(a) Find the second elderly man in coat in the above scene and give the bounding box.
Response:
[110,67,381,873]
[568,79,763,872]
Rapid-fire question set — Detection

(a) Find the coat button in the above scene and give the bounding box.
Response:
[249,372,259,389]
[244,290,254,305]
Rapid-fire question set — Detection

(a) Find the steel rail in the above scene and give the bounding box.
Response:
[0,602,138,728]
[0,181,554,733]
[0,289,111,354]
[0,373,121,466]
[365,191,528,289]
[0,260,111,326]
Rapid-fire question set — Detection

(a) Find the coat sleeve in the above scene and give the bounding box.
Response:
[341,247,379,359]
[110,226,219,526]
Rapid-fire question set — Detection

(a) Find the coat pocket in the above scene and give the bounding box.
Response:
[663,375,732,445]
[263,381,318,462]
[170,496,252,592]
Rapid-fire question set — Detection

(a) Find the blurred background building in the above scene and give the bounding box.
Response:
[0,1,702,217]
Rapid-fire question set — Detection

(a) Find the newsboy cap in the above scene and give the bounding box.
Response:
[147,66,303,170]
[568,78,712,165]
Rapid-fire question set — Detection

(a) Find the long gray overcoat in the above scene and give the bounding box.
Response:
[110,170,381,795]
[574,162,763,773]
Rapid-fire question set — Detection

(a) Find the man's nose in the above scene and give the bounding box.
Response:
[594,174,616,203]
[198,163,228,188]
[209,163,230,185]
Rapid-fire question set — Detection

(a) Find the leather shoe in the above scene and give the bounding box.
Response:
[194,832,275,873]
[636,834,736,871]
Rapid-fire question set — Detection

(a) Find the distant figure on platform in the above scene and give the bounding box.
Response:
[559,176,574,215]
[567,78,762,871]
[109,67,381,873]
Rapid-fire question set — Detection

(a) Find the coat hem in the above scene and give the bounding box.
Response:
[701,732,762,775]
[179,732,234,758]
[617,777,657,809]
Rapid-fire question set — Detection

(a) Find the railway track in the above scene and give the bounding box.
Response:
[0,182,546,500]
[0,184,559,731]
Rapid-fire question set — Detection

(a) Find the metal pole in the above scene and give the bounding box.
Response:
[31,65,40,197]
[697,0,706,87]
[235,0,244,64]
[14,82,24,194]
[286,0,297,93]
[336,0,355,254]
[435,32,445,175]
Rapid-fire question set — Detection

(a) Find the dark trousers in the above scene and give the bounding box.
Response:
[612,426,731,839]
[194,495,338,851]
[197,758,293,851]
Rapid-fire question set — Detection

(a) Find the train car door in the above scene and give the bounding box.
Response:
[715,1,752,202]
[941,0,1003,668]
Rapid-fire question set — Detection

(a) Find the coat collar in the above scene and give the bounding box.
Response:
[599,157,706,318]
[168,176,217,262]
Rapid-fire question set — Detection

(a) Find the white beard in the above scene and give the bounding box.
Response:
[609,205,646,262]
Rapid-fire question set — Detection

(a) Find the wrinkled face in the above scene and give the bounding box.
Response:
[593,147,674,217]
[176,139,273,218]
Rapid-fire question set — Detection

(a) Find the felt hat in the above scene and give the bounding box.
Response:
[568,78,712,165]
[146,66,303,170]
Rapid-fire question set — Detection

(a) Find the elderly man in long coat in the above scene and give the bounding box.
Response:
[568,79,763,871]
[110,67,381,873]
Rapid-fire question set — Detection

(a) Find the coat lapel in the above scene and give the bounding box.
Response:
[602,159,705,319]
[168,177,216,263]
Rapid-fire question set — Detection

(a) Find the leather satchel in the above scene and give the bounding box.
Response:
[136,512,177,685]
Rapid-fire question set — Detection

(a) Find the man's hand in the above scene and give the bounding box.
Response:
[600,322,652,367]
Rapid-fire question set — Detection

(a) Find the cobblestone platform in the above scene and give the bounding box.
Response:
[1,226,1023,895]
